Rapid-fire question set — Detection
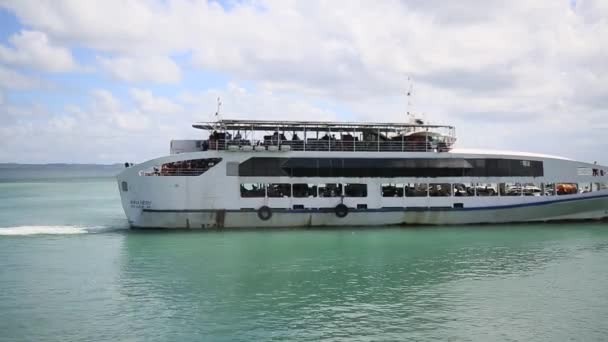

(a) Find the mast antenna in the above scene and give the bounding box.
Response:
[406,76,413,117]
[405,77,424,125]
[213,97,224,131]
[215,97,222,120]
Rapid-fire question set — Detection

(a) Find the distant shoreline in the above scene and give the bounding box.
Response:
[0,163,125,180]
[0,163,123,167]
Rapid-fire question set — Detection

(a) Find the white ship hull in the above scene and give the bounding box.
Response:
[131,197,608,229]
[117,150,608,229]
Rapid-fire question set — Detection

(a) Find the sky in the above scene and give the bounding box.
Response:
[0,0,607,164]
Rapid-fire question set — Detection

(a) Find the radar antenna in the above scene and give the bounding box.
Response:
[406,76,413,118]
[213,97,224,131]
[404,77,425,125]
[215,97,222,120]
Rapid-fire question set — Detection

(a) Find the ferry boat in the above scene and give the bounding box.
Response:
[117,117,608,228]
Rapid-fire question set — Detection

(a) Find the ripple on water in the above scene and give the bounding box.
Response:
[0,225,122,236]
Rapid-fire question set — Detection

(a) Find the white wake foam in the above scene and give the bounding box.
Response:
[0,225,109,236]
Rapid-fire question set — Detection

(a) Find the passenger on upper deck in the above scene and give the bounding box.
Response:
[341,134,356,141]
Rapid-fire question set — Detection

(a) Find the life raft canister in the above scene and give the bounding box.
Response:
[334,204,349,218]
[257,206,272,221]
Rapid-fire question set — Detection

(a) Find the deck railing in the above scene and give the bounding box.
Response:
[206,139,452,152]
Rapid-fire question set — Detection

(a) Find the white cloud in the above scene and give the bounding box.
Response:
[2,1,606,100]
[0,65,42,89]
[91,89,121,112]
[0,0,607,163]
[178,82,337,123]
[89,89,150,131]
[130,88,182,114]
[0,30,78,72]
[0,84,339,163]
[98,55,181,84]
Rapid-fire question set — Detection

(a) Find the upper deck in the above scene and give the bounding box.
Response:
[191,119,456,153]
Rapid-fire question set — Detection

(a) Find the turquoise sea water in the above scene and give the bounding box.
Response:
[1,166,608,341]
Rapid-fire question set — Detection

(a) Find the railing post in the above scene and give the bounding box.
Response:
[328,127,331,152]
[303,126,306,152]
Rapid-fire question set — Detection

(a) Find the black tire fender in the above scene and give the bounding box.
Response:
[335,204,349,218]
[257,206,272,221]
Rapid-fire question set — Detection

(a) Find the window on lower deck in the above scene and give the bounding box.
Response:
[429,183,451,197]
[500,183,522,196]
[240,183,266,197]
[293,184,317,198]
[453,183,474,197]
[319,183,342,197]
[556,183,578,195]
[475,183,498,196]
[593,183,608,192]
[405,183,428,197]
[267,183,291,198]
[344,184,367,197]
[523,183,542,196]
[382,183,404,197]
[578,183,593,194]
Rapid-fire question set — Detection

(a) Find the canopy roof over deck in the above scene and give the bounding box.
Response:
[192,119,456,152]
[192,119,455,133]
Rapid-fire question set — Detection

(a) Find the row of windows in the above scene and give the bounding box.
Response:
[241,183,368,198]
[240,182,608,198]
[238,157,544,178]
[381,182,608,197]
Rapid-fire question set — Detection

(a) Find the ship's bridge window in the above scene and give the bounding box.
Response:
[429,183,451,197]
[319,183,343,197]
[405,183,428,197]
[382,183,404,197]
[293,184,317,198]
[240,183,266,198]
[267,184,291,198]
[344,184,367,197]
